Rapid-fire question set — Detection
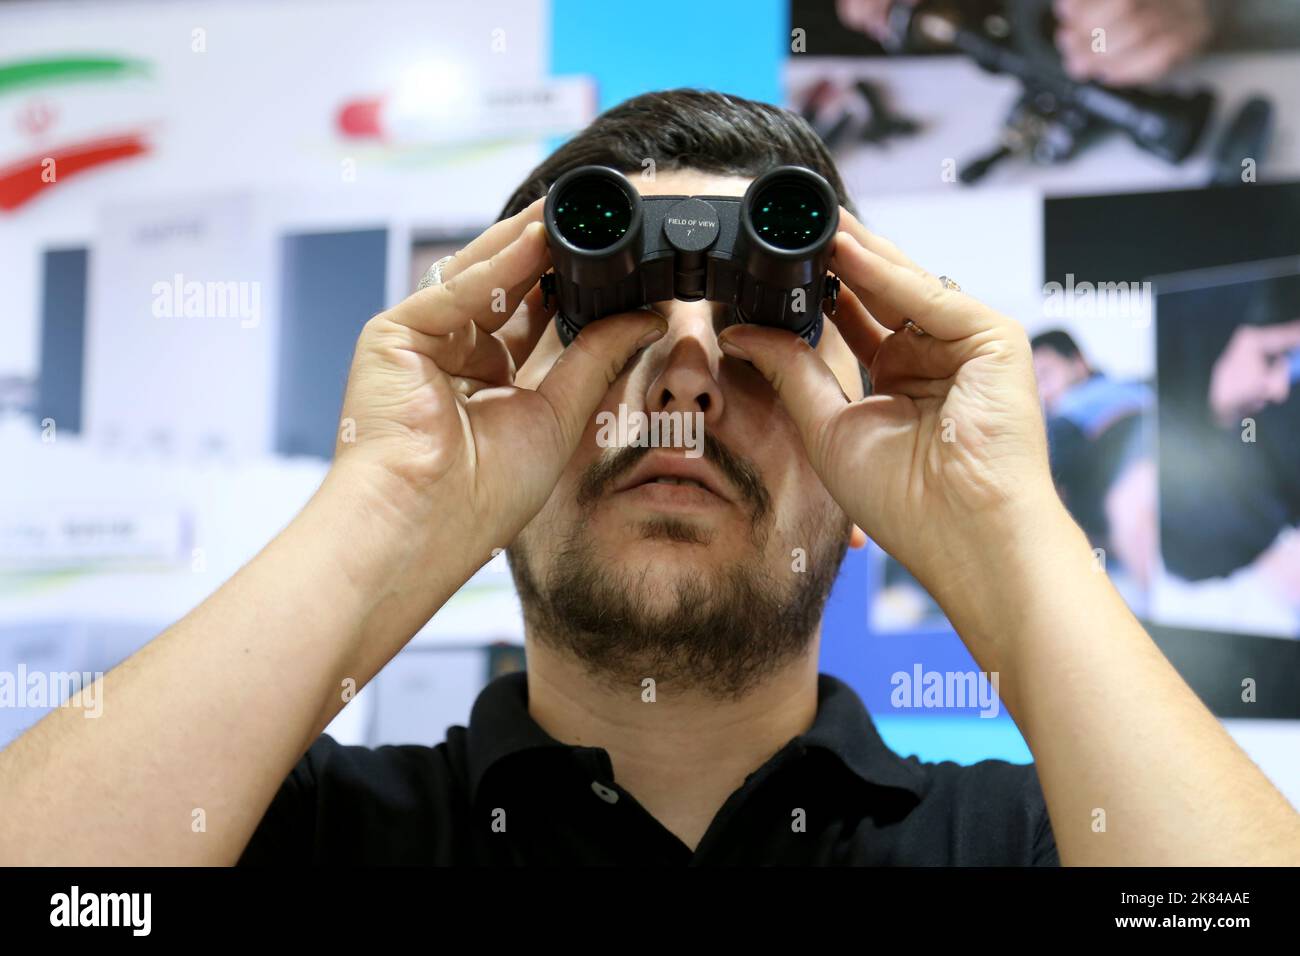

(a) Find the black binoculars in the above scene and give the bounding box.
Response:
[539,165,842,347]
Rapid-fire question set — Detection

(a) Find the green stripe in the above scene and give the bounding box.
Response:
[0,56,149,96]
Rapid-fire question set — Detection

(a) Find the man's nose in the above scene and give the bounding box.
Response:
[642,308,726,426]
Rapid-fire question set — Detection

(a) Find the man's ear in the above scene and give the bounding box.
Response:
[849,525,867,550]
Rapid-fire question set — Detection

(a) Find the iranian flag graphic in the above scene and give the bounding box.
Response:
[0,55,155,211]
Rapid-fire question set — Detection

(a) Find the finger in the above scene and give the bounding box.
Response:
[535,312,667,451]
[717,323,850,450]
[829,220,939,331]
[1055,24,1099,77]
[445,282,558,387]
[1056,0,1138,76]
[826,282,889,368]
[836,208,925,274]
[434,197,546,286]
[822,286,960,395]
[390,221,550,337]
[496,281,555,372]
[831,230,1000,340]
[1091,10,1160,62]
[830,233,909,329]
[869,328,966,391]
[368,311,515,389]
[448,318,518,386]
[1060,0,1138,29]
[514,317,565,391]
[1255,319,1300,354]
[835,0,869,31]
[1094,35,1183,85]
[835,0,894,39]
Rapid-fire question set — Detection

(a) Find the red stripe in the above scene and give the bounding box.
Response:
[337,96,384,139]
[0,132,150,211]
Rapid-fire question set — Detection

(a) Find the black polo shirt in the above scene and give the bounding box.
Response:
[238,671,1059,865]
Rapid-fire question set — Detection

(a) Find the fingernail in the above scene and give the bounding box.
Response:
[636,326,666,349]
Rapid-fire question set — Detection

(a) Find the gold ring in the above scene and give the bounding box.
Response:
[902,275,959,336]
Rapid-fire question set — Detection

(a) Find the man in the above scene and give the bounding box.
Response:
[2,90,1297,866]
[1160,298,1300,592]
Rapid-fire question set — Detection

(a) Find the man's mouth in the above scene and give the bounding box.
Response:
[616,480,728,510]
[644,476,708,489]
[611,451,734,508]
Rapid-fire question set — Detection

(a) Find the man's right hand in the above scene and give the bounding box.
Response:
[0,202,667,866]
[331,198,667,573]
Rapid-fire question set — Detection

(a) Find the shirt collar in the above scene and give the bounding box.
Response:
[466,670,927,804]
[466,671,571,803]
[802,673,927,798]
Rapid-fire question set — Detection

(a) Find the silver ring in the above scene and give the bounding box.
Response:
[938,274,961,292]
[904,319,927,336]
[417,254,456,291]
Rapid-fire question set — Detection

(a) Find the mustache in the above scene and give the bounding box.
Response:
[575,429,772,524]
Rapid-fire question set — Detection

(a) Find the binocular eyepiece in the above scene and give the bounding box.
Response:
[539,165,842,347]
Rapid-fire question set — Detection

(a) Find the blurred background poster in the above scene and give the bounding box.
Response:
[788,2,1300,622]
[0,0,575,749]
[2,0,1298,805]
[785,0,1300,800]
[1152,258,1300,638]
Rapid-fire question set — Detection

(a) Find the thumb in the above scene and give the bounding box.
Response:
[718,324,849,455]
[1255,318,1300,355]
[535,312,667,451]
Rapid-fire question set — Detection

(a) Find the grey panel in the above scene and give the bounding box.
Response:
[36,247,89,434]
[275,229,387,459]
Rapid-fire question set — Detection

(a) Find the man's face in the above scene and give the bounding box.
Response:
[509,169,864,699]
[1033,347,1089,413]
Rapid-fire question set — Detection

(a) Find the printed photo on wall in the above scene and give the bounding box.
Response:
[1151,258,1300,639]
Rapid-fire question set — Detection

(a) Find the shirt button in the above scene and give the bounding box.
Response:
[590,781,619,804]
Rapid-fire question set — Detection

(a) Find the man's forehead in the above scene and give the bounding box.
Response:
[632,169,752,199]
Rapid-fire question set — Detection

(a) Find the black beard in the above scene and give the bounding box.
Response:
[507,438,852,702]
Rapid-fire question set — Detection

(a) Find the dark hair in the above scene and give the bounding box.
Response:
[1030,329,1085,361]
[498,89,855,220]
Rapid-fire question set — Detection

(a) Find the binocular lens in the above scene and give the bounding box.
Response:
[749,181,828,250]
[553,177,633,250]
